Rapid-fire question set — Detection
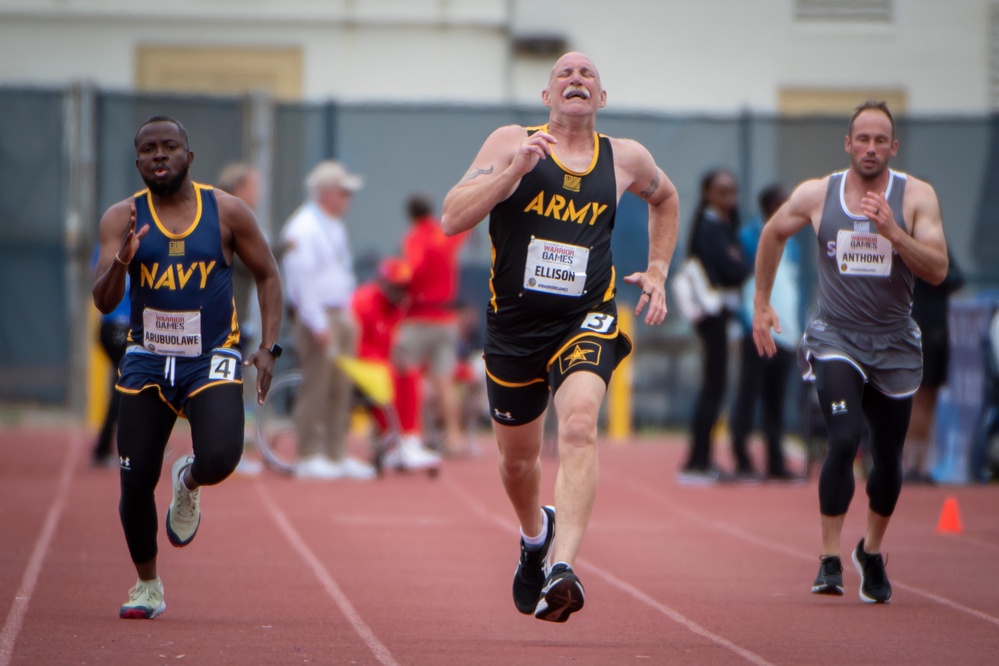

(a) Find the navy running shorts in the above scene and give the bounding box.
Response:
[116,345,243,416]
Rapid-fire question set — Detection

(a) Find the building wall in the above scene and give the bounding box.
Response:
[0,0,992,113]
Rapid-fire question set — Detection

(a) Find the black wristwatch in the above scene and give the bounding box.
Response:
[260,342,283,358]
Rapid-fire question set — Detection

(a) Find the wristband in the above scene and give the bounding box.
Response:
[114,253,129,266]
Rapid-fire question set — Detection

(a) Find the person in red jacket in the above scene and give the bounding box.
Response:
[394,194,470,456]
[353,257,440,471]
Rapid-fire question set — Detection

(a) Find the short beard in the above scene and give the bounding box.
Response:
[143,163,188,196]
[855,160,887,180]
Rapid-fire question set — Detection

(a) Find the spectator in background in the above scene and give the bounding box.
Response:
[216,162,262,340]
[453,300,488,448]
[90,245,130,468]
[281,160,375,480]
[678,168,752,485]
[216,161,265,476]
[904,250,963,483]
[352,257,441,472]
[729,184,802,481]
[394,194,469,456]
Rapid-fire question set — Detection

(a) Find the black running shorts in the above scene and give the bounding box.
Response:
[484,307,633,426]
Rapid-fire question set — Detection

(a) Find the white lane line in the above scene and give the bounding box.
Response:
[614,471,999,628]
[442,475,774,666]
[256,482,398,666]
[945,533,999,553]
[0,431,84,666]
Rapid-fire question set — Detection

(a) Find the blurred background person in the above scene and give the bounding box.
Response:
[394,193,470,457]
[216,162,262,343]
[216,161,265,476]
[281,160,374,480]
[678,168,752,484]
[453,300,488,453]
[904,250,964,483]
[352,257,440,472]
[90,244,130,468]
[729,184,802,481]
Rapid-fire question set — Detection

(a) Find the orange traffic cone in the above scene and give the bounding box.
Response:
[936,496,964,535]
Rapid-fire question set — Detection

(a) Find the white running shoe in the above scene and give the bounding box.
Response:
[234,455,263,477]
[337,455,377,480]
[398,435,441,471]
[295,455,344,480]
[119,577,166,619]
[166,456,200,547]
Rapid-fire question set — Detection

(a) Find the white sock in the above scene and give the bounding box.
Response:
[520,508,549,549]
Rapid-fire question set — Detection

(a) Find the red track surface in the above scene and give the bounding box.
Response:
[2,424,998,665]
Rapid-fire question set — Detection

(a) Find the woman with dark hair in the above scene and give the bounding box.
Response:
[679,168,752,484]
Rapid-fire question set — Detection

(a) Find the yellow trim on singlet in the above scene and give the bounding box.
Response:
[489,242,498,312]
[537,124,601,176]
[223,298,241,348]
[143,182,210,240]
[602,265,616,302]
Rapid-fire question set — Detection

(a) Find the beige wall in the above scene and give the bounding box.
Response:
[0,0,991,113]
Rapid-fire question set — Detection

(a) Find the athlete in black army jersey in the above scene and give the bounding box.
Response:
[753,102,948,604]
[93,116,283,619]
[442,52,679,623]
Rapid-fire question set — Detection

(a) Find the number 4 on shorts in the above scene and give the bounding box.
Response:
[209,355,236,381]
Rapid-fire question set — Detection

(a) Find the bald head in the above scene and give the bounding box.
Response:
[549,52,601,86]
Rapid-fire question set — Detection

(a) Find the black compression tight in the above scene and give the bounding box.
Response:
[116,384,244,564]
[815,360,912,517]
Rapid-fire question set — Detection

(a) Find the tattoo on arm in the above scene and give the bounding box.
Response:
[460,165,494,184]
[639,177,660,200]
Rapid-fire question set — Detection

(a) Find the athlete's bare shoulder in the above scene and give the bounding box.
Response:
[485,124,531,147]
[606,135,651,165]
[212,186,259,240]
[99,197,136,231]
[606,135,670,201]
[796,175,831,200]
[898,172,940,203]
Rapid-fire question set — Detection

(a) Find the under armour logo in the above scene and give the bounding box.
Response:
[493,409,514,421]
[830,400,847,415]
[119,456,131,470]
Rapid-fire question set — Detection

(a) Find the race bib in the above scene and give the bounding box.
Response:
[835,230,893,277]
[142,308,203,357]
[523,237,589,297]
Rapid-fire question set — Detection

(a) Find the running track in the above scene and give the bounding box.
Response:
[2,423,998,665]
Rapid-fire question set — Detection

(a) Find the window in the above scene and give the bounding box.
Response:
[794,0,893,22]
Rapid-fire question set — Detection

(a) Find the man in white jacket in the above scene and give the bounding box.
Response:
[281,160,375,480]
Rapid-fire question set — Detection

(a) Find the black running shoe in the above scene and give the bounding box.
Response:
[811,555,844,595]
[512,506,556,614]
[852,538,892,603]
[535,562,585,623]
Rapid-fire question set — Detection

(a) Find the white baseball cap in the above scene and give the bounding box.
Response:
[307,160,364,195]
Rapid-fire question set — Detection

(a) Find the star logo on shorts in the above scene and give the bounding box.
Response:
[558,341,601,374]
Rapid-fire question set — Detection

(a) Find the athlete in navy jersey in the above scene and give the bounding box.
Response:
[753,102,948,604]
[442,52,679,623]
[127,183,239,356]
[93,115,283,619]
